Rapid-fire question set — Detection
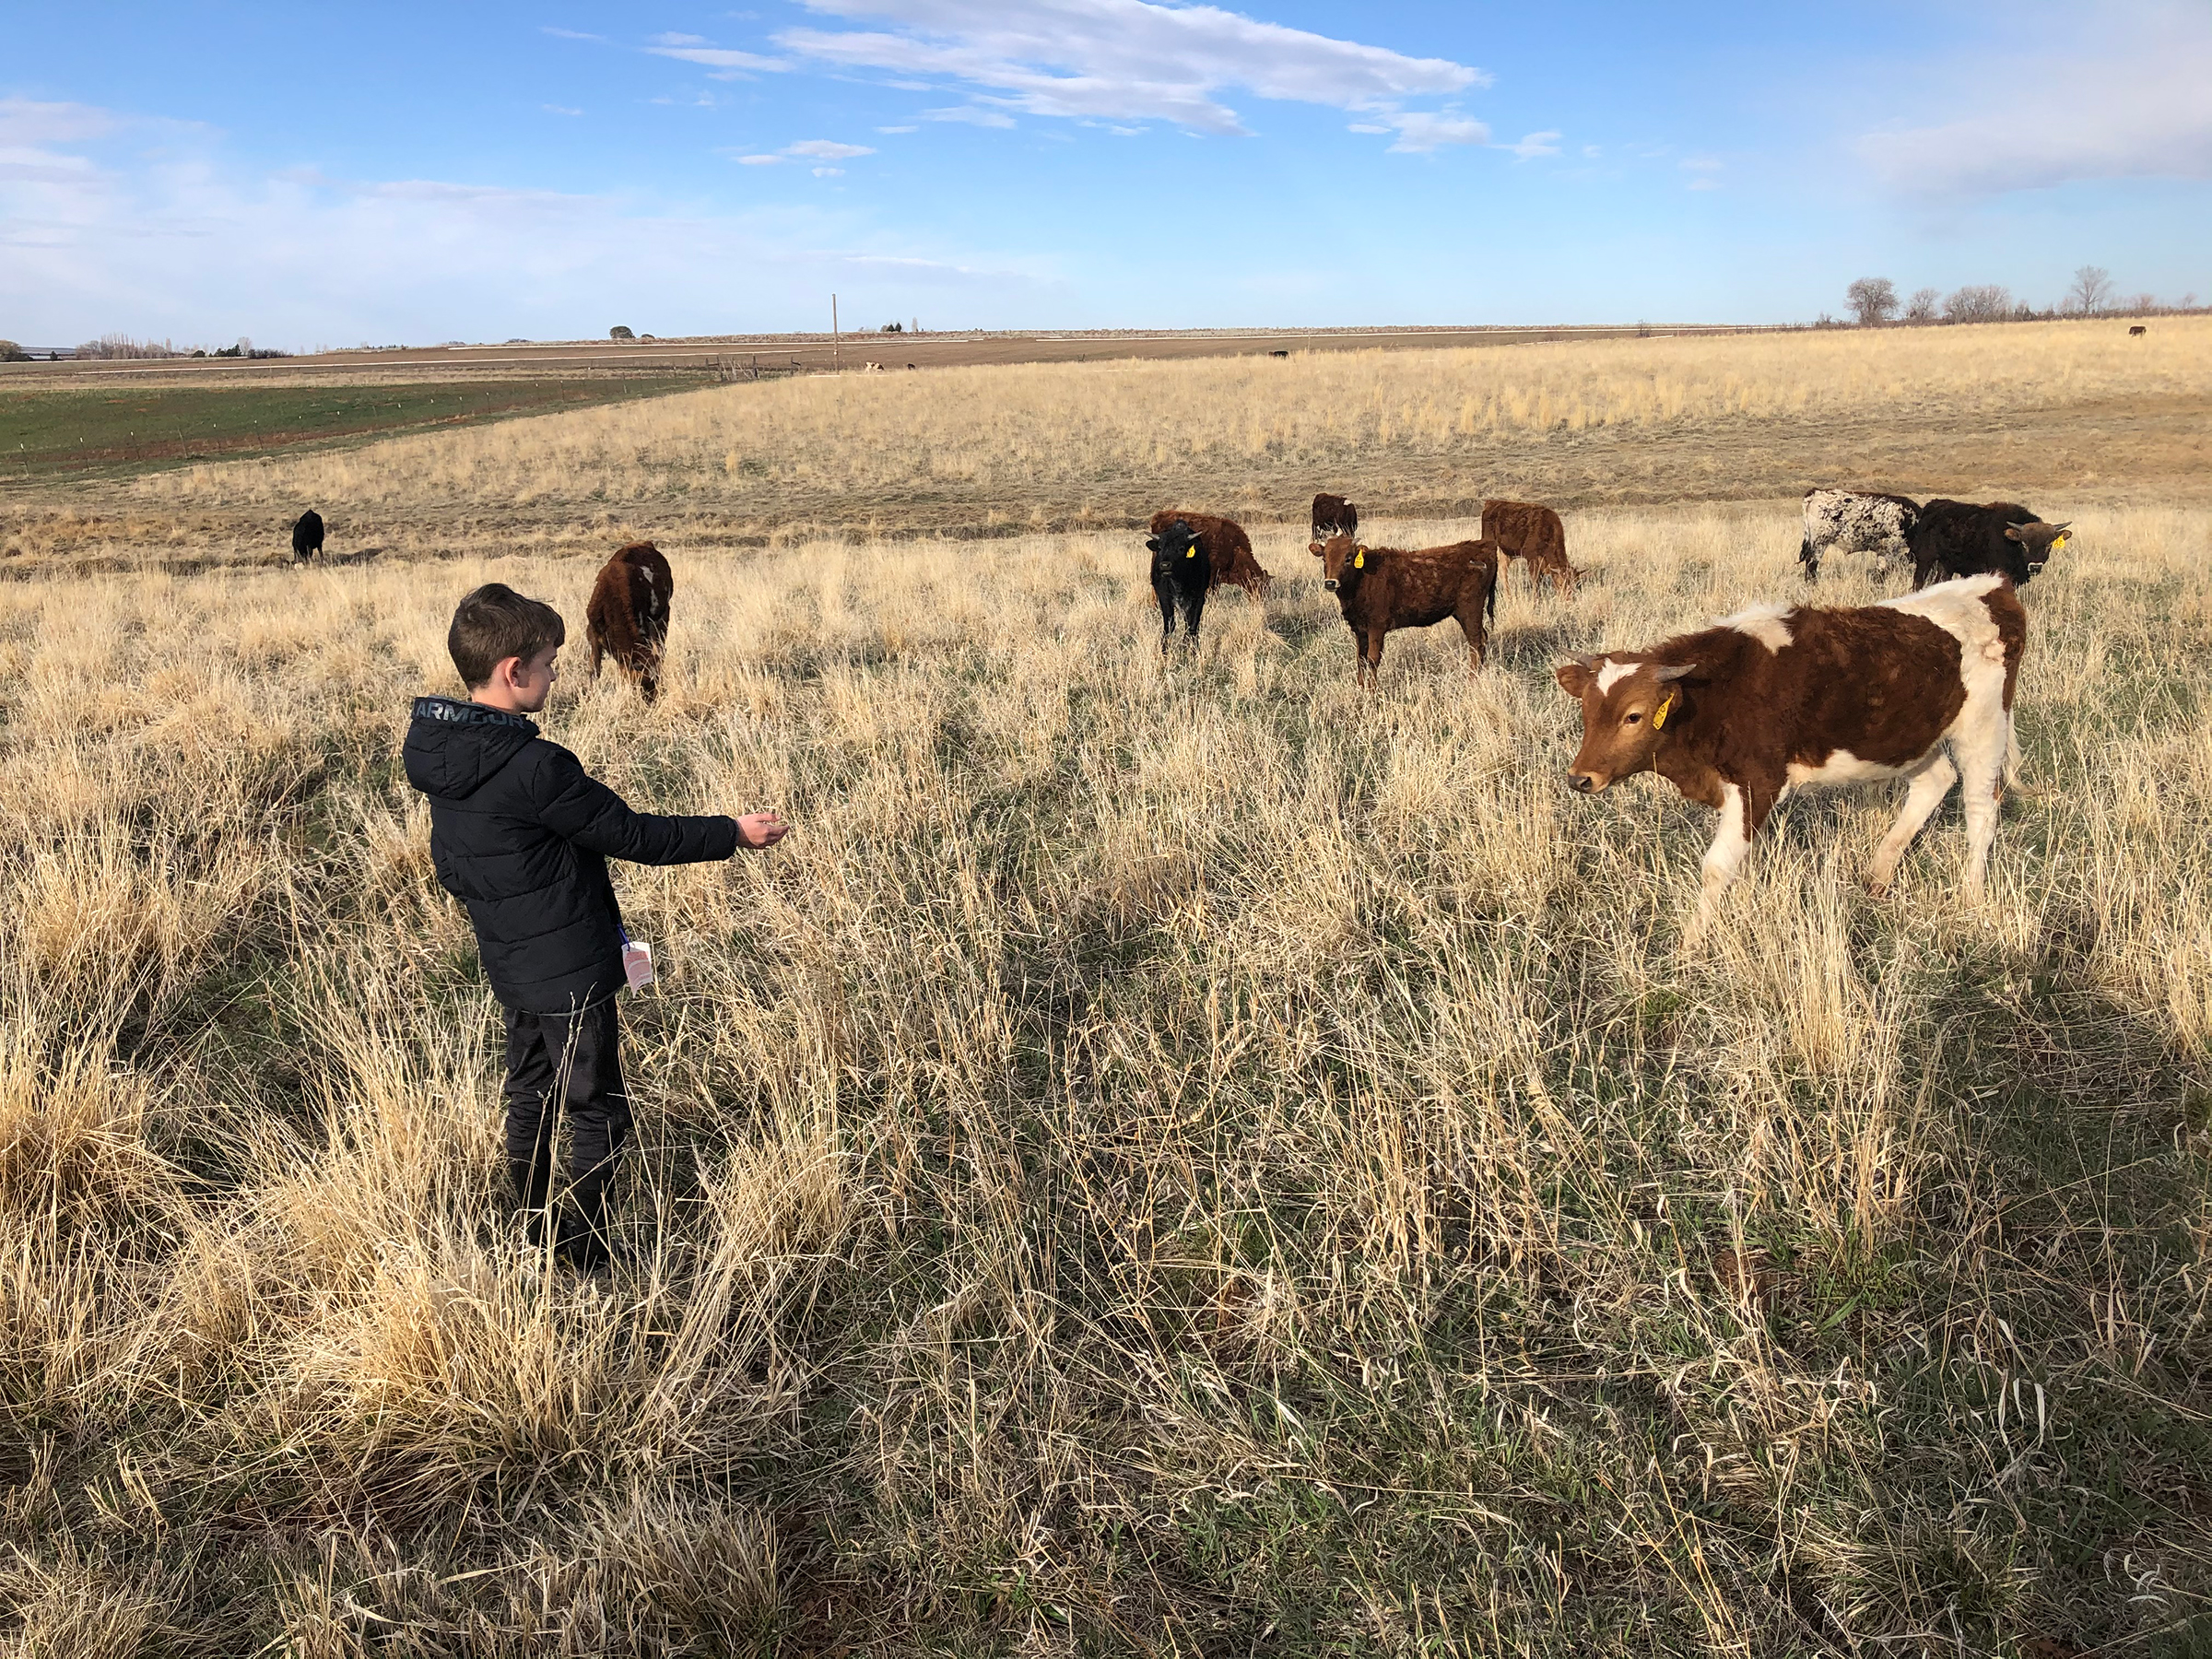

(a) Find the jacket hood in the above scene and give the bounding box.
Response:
[404,696,537,801]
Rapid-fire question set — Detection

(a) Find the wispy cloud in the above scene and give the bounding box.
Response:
[787,138,876,159]
[1385,112,1488,154]
[1854,12,2212,199]
[755,0,1486,140]
[877,124,919,133]
[924,105,1017,127]
[813,167,845,176]
[1504,129,1559,160]
[643,41,792,74]
[1680,153,1721,191]
[542,104,584,117]
[540,25,604,41]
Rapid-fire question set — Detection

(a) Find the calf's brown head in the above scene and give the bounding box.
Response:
[1312,533,1371,593]
[1554,654,1696,793]
[2003,519,2070,574]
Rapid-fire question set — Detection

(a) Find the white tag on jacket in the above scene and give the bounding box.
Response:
[622,940,655,992]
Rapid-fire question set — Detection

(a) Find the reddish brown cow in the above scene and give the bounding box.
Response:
[585,541,675,702]
[1555,576,2027,937]
[1311,492,1359,542]
[1311,533,1499,687]
[1148,509,1271,596]
[1481,499,1581,594]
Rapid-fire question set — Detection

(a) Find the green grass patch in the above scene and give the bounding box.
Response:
[0,376,708,485]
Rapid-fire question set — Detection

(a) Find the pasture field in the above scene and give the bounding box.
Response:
[2,495,2209,1654]
[0,378,708,488]
[2,314,2206,569]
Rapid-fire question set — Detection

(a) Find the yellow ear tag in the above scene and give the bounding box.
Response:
[1354,550,1365,569]
[1653,694,1673,730]
[1185,547,1196,558]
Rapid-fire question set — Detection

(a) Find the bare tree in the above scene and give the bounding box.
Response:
[2065,265,2115,314]
[1904,287,1941,324]
[1944,285,2014,324]
[2129,292,2158,314]
[1846,276,1900,326]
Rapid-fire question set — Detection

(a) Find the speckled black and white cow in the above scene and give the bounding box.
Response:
[1798,489,1920,582]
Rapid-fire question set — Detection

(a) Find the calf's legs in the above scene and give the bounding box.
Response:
[1866,754,1957,895]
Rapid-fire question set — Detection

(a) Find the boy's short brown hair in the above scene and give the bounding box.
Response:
[448,584,566,689]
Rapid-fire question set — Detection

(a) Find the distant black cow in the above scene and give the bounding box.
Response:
[1147,518,1212,651]
[2129,325,2147,337]
[1268,349,1289,359]
[1906,500,2070,588]
[1311,492,1359,542]
[291,509,324,563]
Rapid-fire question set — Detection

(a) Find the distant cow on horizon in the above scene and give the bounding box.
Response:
[290,509,324,563]
[586,541,674,702]
[1147,509,1271,596]
[2129,324,2147,336]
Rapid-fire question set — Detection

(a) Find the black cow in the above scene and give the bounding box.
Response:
[1907,500,2071,588]
[1147,518,1211,651]
[291,509,324,563]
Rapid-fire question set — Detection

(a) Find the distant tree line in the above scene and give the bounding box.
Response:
[1840,268,2200,327]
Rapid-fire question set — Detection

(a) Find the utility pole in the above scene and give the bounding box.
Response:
[831,293,839,367]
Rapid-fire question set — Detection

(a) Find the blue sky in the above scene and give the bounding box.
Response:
[4,0,2208,347]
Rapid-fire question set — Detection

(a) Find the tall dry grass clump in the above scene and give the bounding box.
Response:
[0,499,2207,1653]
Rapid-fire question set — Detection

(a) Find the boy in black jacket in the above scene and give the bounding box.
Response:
[403,583,787,1269]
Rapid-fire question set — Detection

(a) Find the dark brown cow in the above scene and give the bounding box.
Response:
[1148,510,1271,596]
[1311,532,1499,687]
[1311,492,1359,543]
[585,541,675,702]
[2129,324,2147,336]
[1480,498,1581,594]
[1555,576,2027,937]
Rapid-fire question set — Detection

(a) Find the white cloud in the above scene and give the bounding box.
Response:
[1582,143,1600,159]
[924,105,1017,127]
[1385,112,1488,153]
[877,124,919,132]
[813,166,845,176]
[1504,129,1559,160]
[786,138,876,159]
[541,26,604,41]
[1854,20,2212,198]
[651,31,711,45]
[543,104,585,116]
[0,98,1052,344]
[644,42,792,73]
[763,0,1486,137]
[0,100,118,147]
[735,153,782,164]
[1346,122,1389,135]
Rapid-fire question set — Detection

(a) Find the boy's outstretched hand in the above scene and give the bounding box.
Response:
[736,810,790,850]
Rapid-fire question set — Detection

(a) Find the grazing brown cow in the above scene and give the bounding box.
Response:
[2129,324,2147,336]
[1148,509,1271,596]
[1481,498,1581,594]
[1311,491,1359,543]
[585,541,675,702]
[1311,533,1499,687]
[1556,575,2027,937]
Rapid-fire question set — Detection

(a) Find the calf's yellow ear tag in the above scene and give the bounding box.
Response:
[1185,547,1196,558]
[1354,548,1366,569]
[1653,694,1674,730]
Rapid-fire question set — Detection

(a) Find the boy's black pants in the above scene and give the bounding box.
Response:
[503,998,629,1250]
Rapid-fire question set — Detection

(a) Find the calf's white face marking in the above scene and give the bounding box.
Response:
[1594,658,1637,694]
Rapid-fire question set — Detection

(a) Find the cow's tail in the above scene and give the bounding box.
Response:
[1487,569,1498,625]
[1797,534,1816,575]
[2004,713,2026,794]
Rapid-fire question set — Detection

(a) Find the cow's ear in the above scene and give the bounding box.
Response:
[1309,540,1325,557]
[2003,524,2024,542]
[1555,661,1594,697]
[1145,537,1163,553]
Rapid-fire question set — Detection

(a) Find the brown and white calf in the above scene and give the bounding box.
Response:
[585,541,675,702]
[1312,532,1499,687]
[1555,574,2027,935]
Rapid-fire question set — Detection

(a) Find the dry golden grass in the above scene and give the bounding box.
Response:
[2,490,2208,1653]
[45,316,2194,565]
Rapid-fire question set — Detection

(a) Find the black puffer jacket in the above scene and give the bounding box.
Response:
[402,697,738,1012]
